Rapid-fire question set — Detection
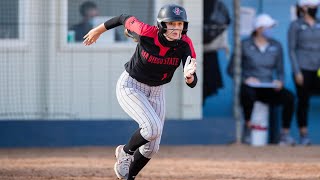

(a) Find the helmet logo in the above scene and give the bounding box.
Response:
[173,7,183,15]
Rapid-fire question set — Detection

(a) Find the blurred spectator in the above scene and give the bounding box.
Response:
[228,14,295,145]
[288,0,320,146]
[202,0,231,105]
[0,2,18,39]
[69,1,99,42]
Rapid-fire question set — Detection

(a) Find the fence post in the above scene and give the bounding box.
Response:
[232,0,242,144]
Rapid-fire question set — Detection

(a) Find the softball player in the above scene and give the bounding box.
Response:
[83,4,197,180]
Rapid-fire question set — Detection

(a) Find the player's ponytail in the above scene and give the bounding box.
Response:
[124,29,138,42]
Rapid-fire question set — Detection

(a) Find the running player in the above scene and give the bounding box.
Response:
[83,4,197,180]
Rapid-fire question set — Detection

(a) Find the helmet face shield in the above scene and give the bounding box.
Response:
[157,4,188,34]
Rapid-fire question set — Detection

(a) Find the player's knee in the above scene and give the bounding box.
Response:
[140,144,160,158]
[149,145,160,157]
[142,126,163,141]
[146,125,162,141]
[144,132,161,141]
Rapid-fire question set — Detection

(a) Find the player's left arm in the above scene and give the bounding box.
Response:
[183,55,197,88]
[182,36,197,88]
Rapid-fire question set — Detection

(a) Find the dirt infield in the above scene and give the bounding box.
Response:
[0,145,320,180]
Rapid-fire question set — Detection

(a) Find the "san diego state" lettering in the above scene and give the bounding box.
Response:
[141,49,179,66]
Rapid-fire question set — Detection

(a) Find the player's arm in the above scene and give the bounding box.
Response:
[183,56,197,88]
[121,16,158,43]
[186,72,198,88]
[83,14,132,46]
[83,23,107,45]
[182,36,197,88]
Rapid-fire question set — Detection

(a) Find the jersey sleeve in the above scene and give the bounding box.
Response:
[104,15,157,42]
[181,35,196,68]
[181,35,197,88]
[124,16,157,38]
[103,14,132,30]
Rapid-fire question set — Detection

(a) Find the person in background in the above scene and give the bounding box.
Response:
[288,0,320,146]
[70,1,99,42]
[228,14,295,146]
[202,0,231,105]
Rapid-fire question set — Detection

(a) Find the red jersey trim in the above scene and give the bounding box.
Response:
[181,35,196,59]
[124,16,157,38]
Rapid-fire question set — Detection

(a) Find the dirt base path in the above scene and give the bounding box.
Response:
[0,145,320,180]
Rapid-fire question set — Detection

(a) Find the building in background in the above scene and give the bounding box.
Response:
[0,0,202,121]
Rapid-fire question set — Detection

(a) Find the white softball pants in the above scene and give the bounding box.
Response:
[116,71,165,158]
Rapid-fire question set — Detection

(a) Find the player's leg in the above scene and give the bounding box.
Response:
[127,85,166,180]
[117,72,164,149]
[114,71,164,179]
[126,138,161,180]
[127,151,150,180]
[123,128,149,155]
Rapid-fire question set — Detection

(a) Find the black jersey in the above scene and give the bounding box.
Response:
[104,14,197,87]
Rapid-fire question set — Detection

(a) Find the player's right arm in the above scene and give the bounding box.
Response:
[83,14,156,45]
[83,14,132,46]
[83,23,106,46]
